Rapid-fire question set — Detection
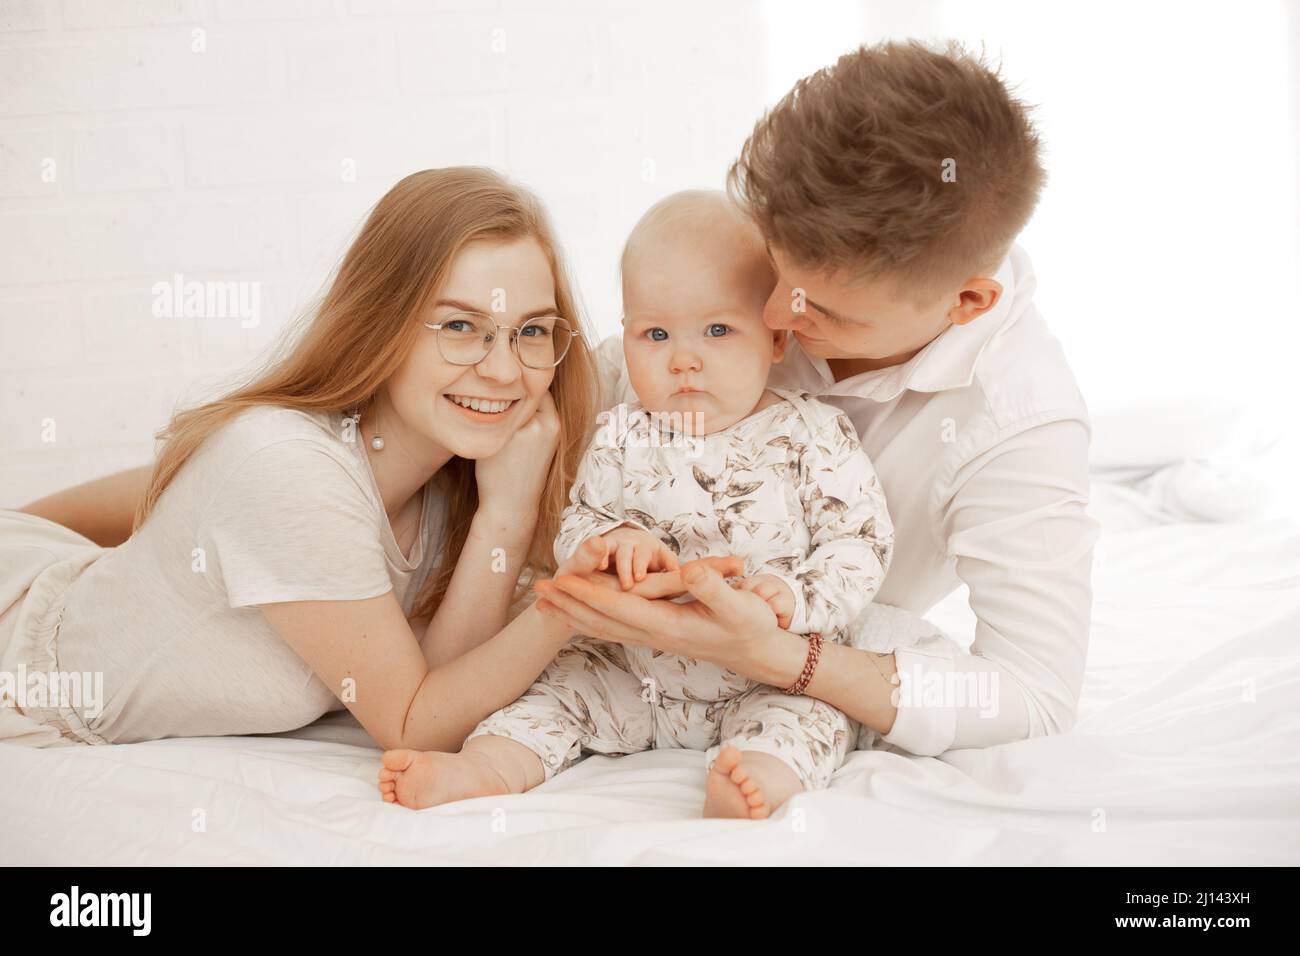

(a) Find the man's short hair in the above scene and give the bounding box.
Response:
[728,39,1046,302]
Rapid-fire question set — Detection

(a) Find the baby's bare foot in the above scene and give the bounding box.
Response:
[377,749,510,810]
[703,747,802,820]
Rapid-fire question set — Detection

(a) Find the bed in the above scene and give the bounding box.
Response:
[3,451,1298,866]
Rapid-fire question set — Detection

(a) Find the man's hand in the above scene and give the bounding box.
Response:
[735,574,796,629]
[533,555,781,672]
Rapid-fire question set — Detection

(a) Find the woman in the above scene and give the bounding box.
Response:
[1,167,606,750]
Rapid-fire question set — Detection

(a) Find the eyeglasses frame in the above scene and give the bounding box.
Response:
[422,310,579,369]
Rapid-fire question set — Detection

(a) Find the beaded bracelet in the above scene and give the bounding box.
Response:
[783,632,824,695]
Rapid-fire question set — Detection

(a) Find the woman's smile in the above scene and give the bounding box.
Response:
[442,392,520,421]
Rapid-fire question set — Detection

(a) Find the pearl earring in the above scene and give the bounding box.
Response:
[349,407,383,451]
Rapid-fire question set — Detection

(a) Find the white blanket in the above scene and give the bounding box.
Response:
[2,492,1298,866]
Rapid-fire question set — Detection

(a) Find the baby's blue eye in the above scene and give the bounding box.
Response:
[646,328,668,342]
[705,323,730,337]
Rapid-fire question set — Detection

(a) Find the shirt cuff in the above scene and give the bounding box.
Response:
[878,640,959,757]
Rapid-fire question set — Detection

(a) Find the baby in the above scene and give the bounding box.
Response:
[378,190,894,818]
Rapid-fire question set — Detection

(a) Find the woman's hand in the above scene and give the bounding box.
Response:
[533,554,783,674]
[474,389,561,519]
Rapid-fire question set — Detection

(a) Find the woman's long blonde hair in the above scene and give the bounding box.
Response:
[136,167,598,619]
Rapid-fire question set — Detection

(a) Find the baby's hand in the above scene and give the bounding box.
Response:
[735,574,796,629]
[595,525,680,590]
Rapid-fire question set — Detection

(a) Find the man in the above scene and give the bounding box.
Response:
[538,39,1098,757]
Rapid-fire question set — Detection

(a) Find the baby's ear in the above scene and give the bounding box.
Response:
[771,329,789,363]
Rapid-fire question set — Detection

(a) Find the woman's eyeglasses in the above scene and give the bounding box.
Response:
[423,311,578,369]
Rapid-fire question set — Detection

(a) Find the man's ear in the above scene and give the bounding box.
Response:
[771,329,789,364]
[946,277,1002,326]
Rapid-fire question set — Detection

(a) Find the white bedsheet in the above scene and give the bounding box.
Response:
[2,487,1298,866]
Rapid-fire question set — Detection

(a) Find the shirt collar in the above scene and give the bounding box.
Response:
[771,244,1028,403]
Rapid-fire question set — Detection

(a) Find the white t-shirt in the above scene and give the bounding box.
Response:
[47,406,444,744]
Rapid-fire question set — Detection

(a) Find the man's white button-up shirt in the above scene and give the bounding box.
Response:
[595,243,1100,756]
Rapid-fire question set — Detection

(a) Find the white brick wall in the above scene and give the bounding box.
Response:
[0,0,767,505]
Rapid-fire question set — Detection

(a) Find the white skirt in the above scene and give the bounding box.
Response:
[0,509,107,747]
